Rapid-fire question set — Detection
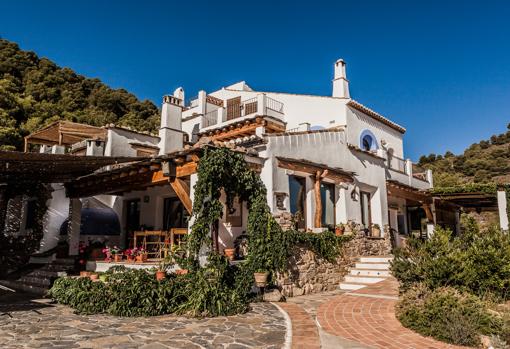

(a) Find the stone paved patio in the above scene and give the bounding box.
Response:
[0,291,287,349]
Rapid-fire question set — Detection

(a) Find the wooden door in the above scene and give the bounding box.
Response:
[226,96,241,120]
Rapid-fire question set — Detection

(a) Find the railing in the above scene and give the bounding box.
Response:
[266,96,284,113]
[202,109,219,128]
[241,97,258,115]
[388,155,407,174]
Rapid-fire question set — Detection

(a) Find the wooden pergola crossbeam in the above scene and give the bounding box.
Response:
[386,180,432,204]
[277,157,355,184]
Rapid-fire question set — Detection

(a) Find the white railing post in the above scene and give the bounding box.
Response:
[198,90,207,115]
[257,93,266,115]
[405,159,413,185]
[217,107,225,124]
[426,169,434,188]
[497,189,509,231]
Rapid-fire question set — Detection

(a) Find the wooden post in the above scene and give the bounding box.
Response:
[314,171,322,228]
[0,186,9,237]
[24,137,29,152]
[68,198,82,256]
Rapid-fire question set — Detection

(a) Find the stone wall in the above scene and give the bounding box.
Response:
[273,213,392,297]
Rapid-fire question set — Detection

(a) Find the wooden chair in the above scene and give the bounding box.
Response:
[170,228,188,250]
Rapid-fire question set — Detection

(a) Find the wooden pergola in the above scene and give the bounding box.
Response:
[277,157,355,228]
[66,148,200,214]
[197,116,285,142]
[24,121,107,152]
[0,151,141,183]
[386,180,434,222]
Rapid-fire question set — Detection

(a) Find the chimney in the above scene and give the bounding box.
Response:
[158,95,185,155]
[332,59,350,98]
[173,87,185,106]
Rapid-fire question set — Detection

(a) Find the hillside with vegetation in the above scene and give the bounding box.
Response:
[417,123,510,187]
[0,38,159,151]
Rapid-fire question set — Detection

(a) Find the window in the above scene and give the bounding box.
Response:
[359,130,378,151]
[360,191,371,227]
[25,199,37,230]
[289,176,306,230]
[320,182,335,227]
[163,197,189,230]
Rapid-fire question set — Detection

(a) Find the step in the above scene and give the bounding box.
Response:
[339,282,367,291]
[344,275,386,284]
[358,256,393,263]
[355,262,390,270]
[28,270,62,278]
[19,276,52,287]
[0,280,48,295]
[350,269,391,277]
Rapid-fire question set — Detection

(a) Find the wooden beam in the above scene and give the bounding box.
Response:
[170,178,192,214]
[314,170,322,228]
[422,204,434,223]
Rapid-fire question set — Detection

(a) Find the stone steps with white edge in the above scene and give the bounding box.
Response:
[349,268,391,277]
[358,256,393,263]
[339,282,367,291]
[354,262,390,270]
[339,255,392,291]
[343,275,386,284]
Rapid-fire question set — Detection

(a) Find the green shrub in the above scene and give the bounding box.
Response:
[391,216,510,300]
[396,284,503,346]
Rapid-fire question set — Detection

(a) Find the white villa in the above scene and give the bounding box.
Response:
[9,58,447,261]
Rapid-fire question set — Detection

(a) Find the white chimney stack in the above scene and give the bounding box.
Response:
[173,87,185,105]
[158,95,185,155]
[332,59,350,98]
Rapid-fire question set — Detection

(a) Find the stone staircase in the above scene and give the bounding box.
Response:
[339,256,393,291]
[0,257,76,295]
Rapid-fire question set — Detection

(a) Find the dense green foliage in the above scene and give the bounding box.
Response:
[392,216,510,300]
[418,123,510,186]
[396,284,503,346]
[392,217,510,346]
[50,147,350,317]
[0,39,159,150]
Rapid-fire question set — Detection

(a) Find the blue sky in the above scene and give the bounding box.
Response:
[1,0,509,160]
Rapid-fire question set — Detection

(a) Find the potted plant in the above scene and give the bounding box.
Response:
[89,273,99,281]
[80,270,91,277]
[175,268,188,275]
[135,248,147,262]
[335,223,345,236]
[125,248,137,263]
[102,246,122,262]
[156,256,174,281]
[254,270,269,287]
[224,247,236,261]
[371,224,381,238]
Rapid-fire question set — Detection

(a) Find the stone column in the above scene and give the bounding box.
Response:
[497,189,509,231]
[68,198,82,256]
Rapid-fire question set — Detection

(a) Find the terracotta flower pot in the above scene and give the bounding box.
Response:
[175,269,188,275]
[155,270,166,281]
[254,272,269,287]
[80,271,91,277]
[224,248,236,261]
[89,274,99,281]
[127,255,135,263]
[114,254,122,262]
[142,253,148,262]
[335,227,344,236]
[371,227,381,238]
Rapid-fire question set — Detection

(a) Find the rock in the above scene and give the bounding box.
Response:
[480,335,492,349]
[263,289,284,302]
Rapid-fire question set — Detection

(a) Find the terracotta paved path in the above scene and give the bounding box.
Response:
[316,278,469,349]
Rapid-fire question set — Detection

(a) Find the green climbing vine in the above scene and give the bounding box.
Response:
[50,146,352,317]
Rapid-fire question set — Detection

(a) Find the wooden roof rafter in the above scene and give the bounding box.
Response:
[198,116,286,142]
[277,157,355,184]
[386,180,432,204]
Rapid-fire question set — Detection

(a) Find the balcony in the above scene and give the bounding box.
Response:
[200,94,284,130]
[386,153,432,190]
